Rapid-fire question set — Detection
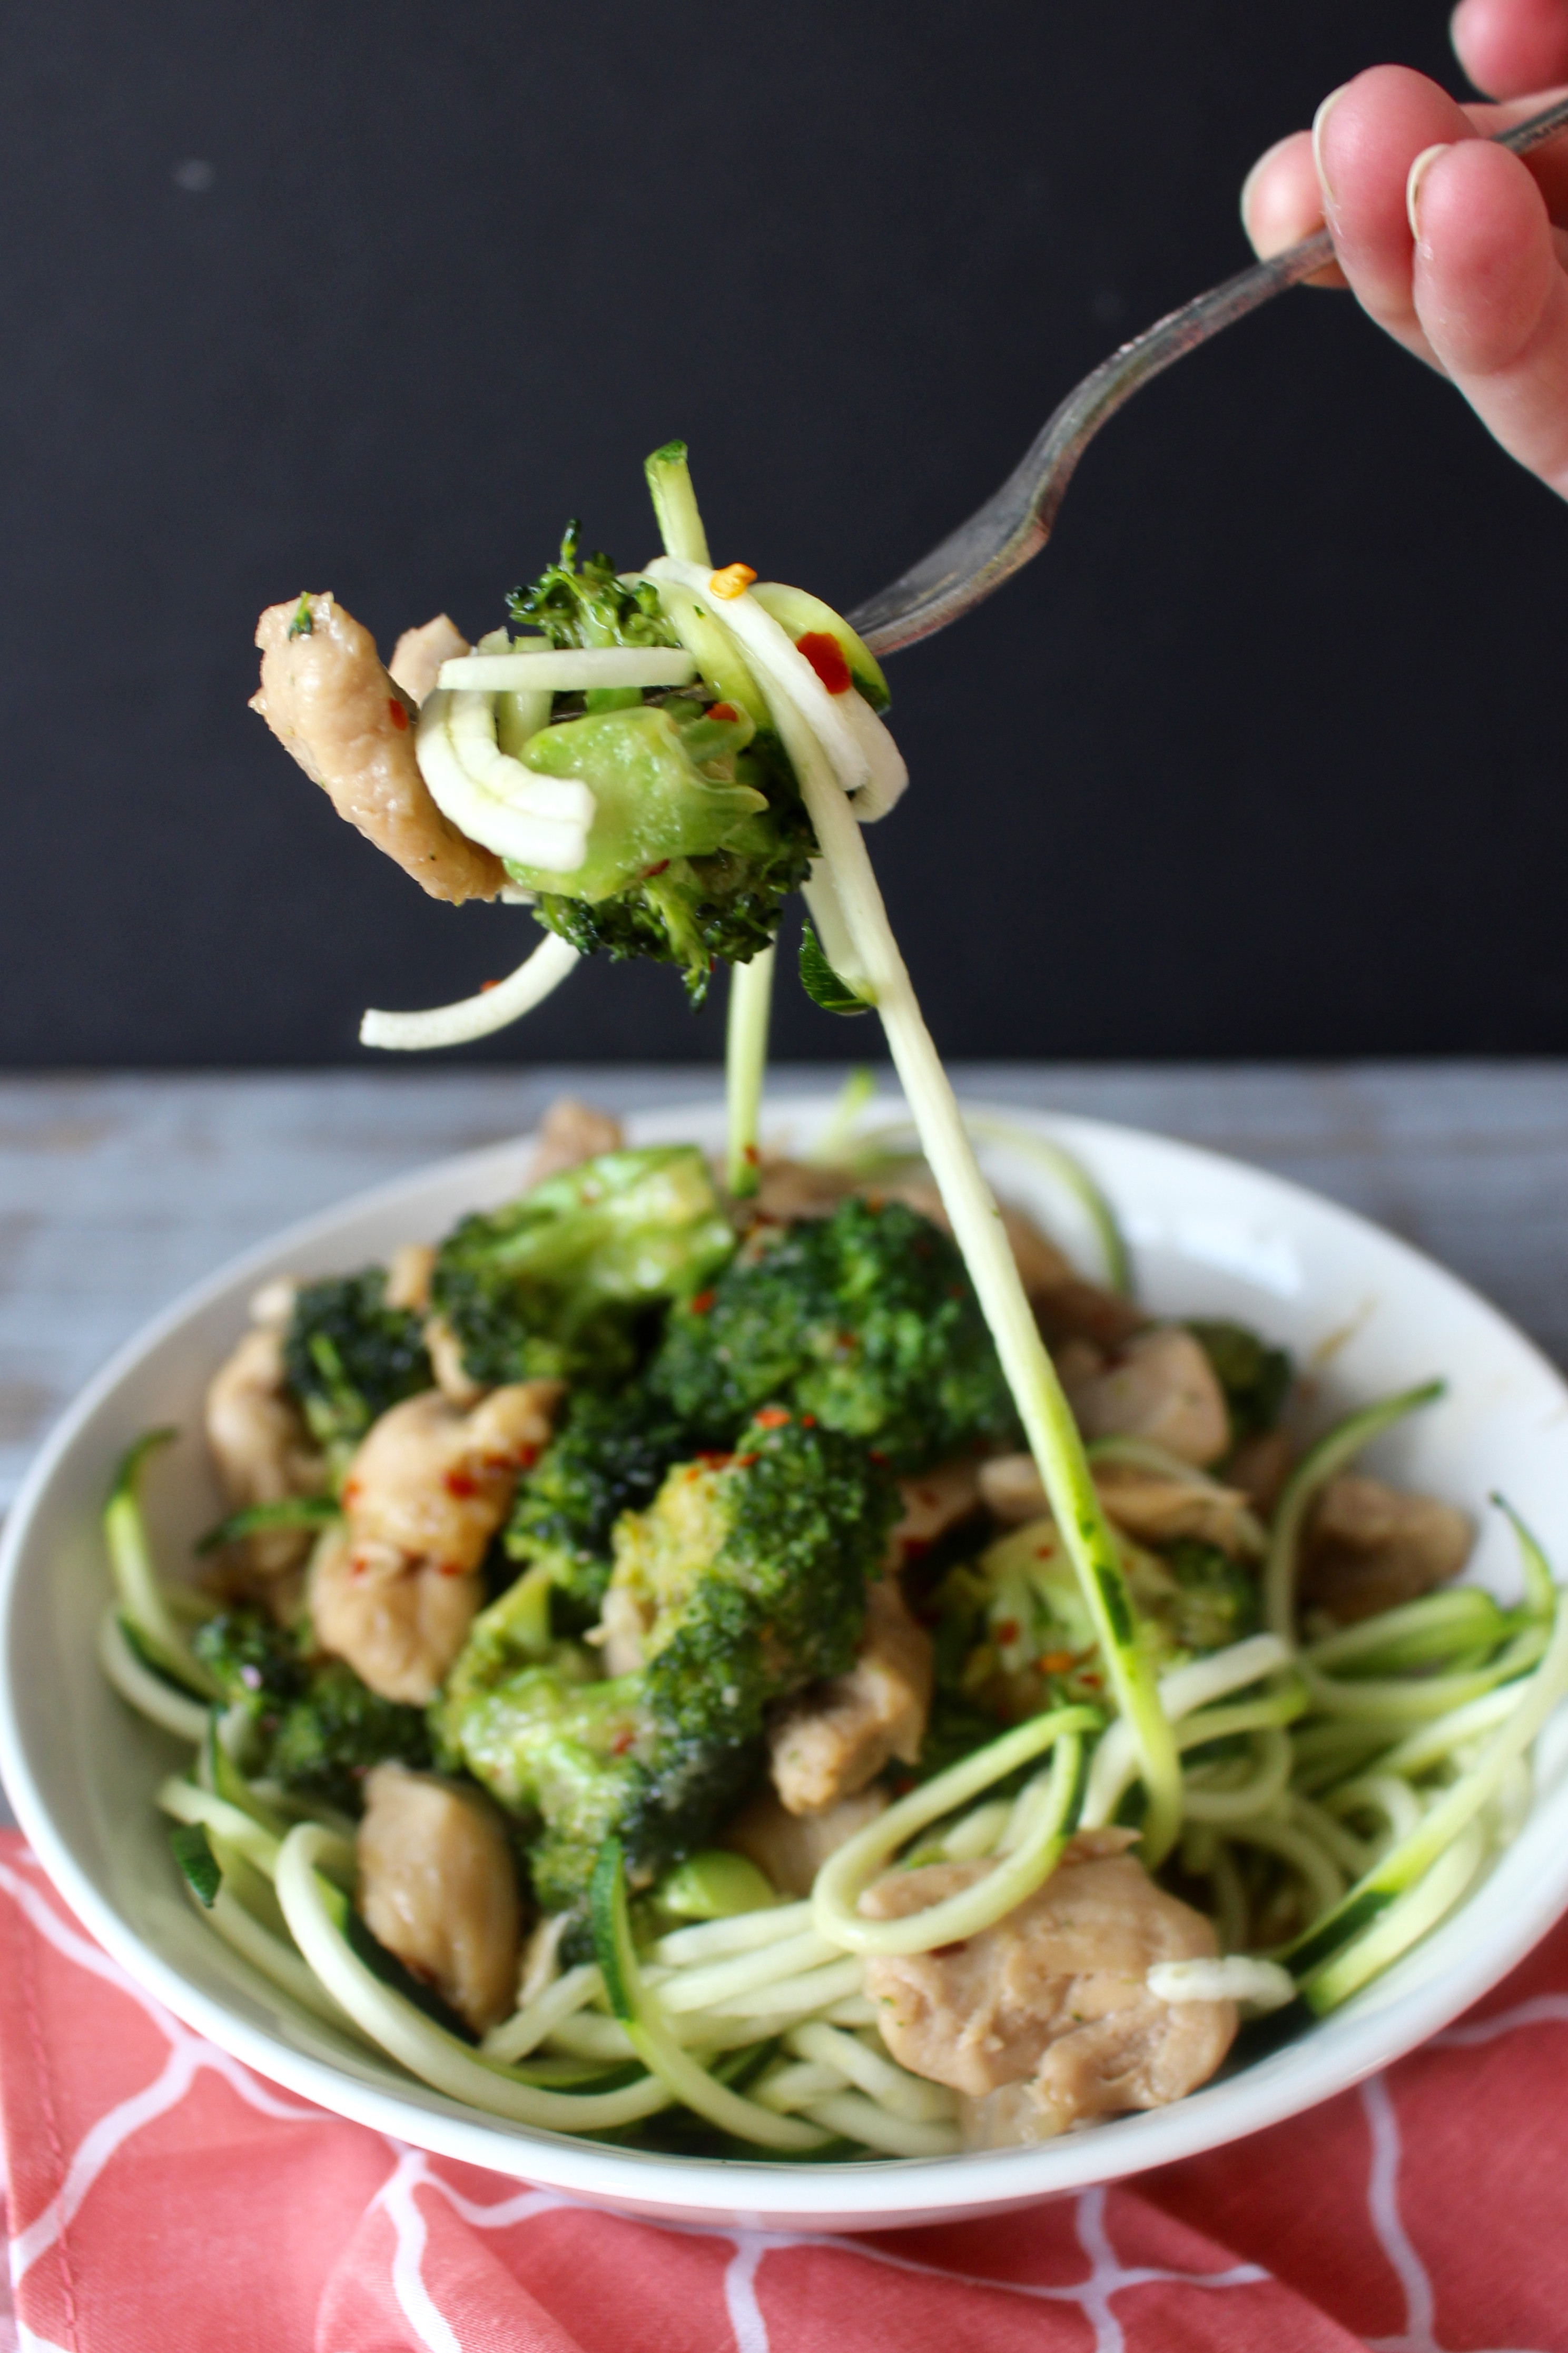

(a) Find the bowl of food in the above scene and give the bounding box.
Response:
[3,1085,1566,2234]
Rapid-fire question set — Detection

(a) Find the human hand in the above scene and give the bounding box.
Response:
[1239,0,1568,497]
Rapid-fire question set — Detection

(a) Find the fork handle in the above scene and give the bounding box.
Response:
[851,91,1568,656]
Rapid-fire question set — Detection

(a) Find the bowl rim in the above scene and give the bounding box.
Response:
[4,1092,1567,2228]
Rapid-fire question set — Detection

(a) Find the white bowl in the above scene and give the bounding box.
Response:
[4,1093,1567,2233]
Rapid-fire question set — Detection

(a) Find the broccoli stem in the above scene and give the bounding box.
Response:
[724,946,774,1198]
[645,442,712,570]
[766,688,1185,1865]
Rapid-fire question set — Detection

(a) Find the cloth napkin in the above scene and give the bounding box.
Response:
[0,1829,1564,2353]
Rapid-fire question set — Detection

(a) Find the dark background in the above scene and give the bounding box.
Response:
[5,1,1562,1069]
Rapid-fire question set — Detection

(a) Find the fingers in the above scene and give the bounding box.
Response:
[1314,68,1480,361]
[1407,135,1568,492]
[1452,0,1568,96]
[1240,132,1347,286]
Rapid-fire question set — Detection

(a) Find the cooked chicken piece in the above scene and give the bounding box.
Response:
[979,1450,1261,1557]
[887,1460,982,1571]
[388,613,469,706]
[1066,1327,1230,1468]
[204,1326,327,1577]
[744,1154,856,1224]
[251,593,504,904]
[861,1831,1235,2144]
[1227,1427,1295,1517]
[527,1096,625,1189]
[357,1762,523,2034]
[1299,1472,1473,1625]
[769,1580,934,1816]
[385,1243,437,1316]
[1032,1276,1147,1353]
[1093,1462,1263,1557]
[725,1785,889,1899]
[313,1380,562,1702]
[423,1313,486,1409]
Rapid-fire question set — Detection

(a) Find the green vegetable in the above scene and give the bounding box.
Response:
[270,1663,433,1813]
[619,1409,898,1762]
[508,703,767,904]
[799,921,873,1016]
[441,1415,895,1910]
[282,1269,432,1467]
[287,594,313,640]
[169,1820,222,1908]
[653,1850,777,1923]
[644,440,712,569]
[504,1381,695,1623]
[507,521,679,652]
[649,1193,1018,1470]
[1187,1320,1293,1447]
[747,580,891,713]
[104,1429,219,1700]
[198,1613,432,1812]
[432,1144,735,1390]
[1159,1539,1263,1654]
[195,1496,341,1555]
[591,1839,826,2150]
[193,1609,308,1716]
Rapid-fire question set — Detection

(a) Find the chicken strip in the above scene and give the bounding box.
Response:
[357,1762,524,2033]
[1300,1472,1473,1625]
[725,1785,889,1899]
[204,1325,327,1579]
[312,1380,561,1703]
[861,1832,1235,2145]
[526,1096,625,1189]
[1066,1326,1230,1468]
[980,1452,1263,1558]
[388,613,469,706]
[251,592,504,903]
[768,1578,934,1816]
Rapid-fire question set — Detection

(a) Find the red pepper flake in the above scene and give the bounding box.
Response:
[743,1143,759,1166]
[479,980,501,994]
[688,1290,717,1316]
[996,1619,1020,1647]
[801,1414,817,1427]
[754,1407,792,1429]
[644,859,670,878]
[1039,1651,1076,1676]
[443,1468,479,1498]
[387,698,410,731]
[512,1442,540,1470]
[795,631,853,695]
[733,1452,759,1469]
[708,702,738,722]
[341,1480,361,1505]
[436,1560,469,1578]
[694,1449,734,1469]
[1079,1671,1103,1689]
[612,1728,636,1756]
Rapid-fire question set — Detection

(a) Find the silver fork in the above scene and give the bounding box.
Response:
[848,92,1568,656]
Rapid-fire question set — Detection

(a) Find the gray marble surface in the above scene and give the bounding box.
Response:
[4,1060,1567,1516]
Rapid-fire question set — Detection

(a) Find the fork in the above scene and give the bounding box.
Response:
[847,93,1568,656]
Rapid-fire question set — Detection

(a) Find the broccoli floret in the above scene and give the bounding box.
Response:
[437,1413,896,1909]
[1160,1538,1262,1653]
[648,1194,1018,1471]
[503,524,816,999]
[503,1380,694,1624]
[269,1661,432,1813]
[507,522,680,652]
[192,1606,431,1811]
[282,1269,432,1467]
[619,1408,897,1747]
[431,1145,736,1390]
[192,1607,308,1715]
[1186,1319,1293,1446]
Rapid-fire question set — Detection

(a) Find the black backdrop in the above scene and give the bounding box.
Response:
[5,1,1564,1068]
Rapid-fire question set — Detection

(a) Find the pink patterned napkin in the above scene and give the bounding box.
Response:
[1,1828,1564,2351]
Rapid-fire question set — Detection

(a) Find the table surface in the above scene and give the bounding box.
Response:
[6,1059,1568,1518]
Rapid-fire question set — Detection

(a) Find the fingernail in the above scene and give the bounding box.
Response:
[1406,142,1449,242]
[1311,83,1350,208]
[1239,134,1297,246]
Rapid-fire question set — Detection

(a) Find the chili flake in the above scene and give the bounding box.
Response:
[795,631,852,695]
